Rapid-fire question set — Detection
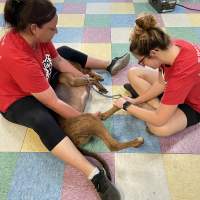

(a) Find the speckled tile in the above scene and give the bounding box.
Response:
[81,43,111,60]
[163,154,200,200]
[21,129,48,152]
[111,27,132,43]
[0,153,19,200]
[115,153,170,200]
[0,114,27,152]
[57,14,85,27]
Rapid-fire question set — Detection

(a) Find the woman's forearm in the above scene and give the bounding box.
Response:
[134,81,165,104]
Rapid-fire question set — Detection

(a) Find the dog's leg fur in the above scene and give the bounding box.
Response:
[59,71,108,94]
[100,105,120,120]
[60,113,144,152]
[82,68,104,82]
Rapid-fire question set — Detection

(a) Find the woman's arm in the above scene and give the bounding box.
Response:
[114,98,177,126]
[32,86,81,118]
[127,80,165,105]
[52,55,83,76]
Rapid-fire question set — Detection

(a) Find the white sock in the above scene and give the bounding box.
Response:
[88,167,100,180]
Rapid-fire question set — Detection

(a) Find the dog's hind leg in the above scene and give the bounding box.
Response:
[98,129,144,151]
[59,73,90,87]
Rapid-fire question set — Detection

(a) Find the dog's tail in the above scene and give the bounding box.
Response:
[78,147,112,181]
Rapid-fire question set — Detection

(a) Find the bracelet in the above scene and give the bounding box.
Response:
[123,101,131,111]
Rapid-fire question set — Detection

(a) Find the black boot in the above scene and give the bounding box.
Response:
[91,169,121,200]
[107,53,130,75]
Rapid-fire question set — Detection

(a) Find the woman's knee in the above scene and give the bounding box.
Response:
[127,67,142,82]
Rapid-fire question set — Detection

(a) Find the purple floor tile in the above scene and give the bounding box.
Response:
[112,64,132,85]
[83,27,111,43]
[160,124,200,153]
[183,3,200,13]
[63,3,86,14]
[61,153,115,200]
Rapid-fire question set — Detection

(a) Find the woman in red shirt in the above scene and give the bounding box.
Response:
[114,14,200,136]
[0,0,125,199]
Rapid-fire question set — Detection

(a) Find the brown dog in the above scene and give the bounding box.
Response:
[100,106,120,121]
[54,64,144,152]
[58,62,108,94]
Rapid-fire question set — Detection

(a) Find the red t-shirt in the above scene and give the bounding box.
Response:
[0,30,58,112]
[161,39,200,112]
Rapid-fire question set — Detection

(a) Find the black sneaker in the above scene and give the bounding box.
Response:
[91,169,121,200]
[107,53,130,75]
[123,83,139,98]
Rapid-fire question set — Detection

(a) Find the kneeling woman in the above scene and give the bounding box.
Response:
[114,14,200,137]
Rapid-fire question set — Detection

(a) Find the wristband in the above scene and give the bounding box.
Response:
[123,101,131,111]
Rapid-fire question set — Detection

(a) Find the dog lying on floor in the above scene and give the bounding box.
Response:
[58,62,108,94]
[55,63,144,152]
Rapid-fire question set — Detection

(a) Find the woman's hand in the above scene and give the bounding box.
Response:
[123,96,137,104]
[113,98,127,109]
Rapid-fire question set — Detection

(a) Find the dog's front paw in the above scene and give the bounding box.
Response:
[99,112,109,120]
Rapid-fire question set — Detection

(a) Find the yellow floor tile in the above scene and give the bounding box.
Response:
[21,128,48,152]
[0,27,8,38]
[81,43,111,61]
[163,154,200,200]
[187,14,200,27]
[0,114,27,152]
[111,3,134,14]
[0,3,5,14]
[54,43,81,51]
[51,0,64,3]
[58,14,85,27]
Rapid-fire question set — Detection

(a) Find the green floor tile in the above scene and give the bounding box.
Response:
[0,153,19,200]
[85,14,111,27]
[134,3,157,15]
[112,43,130,58]
[166,27,200,43]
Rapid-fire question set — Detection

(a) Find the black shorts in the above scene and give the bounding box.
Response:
[157,94,200,128]
[178,104,200,127]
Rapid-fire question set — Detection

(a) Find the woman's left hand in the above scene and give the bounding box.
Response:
[113,98,127,109]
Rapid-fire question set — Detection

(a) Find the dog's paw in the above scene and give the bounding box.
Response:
[132,137,144,148]
[99,113,109,120]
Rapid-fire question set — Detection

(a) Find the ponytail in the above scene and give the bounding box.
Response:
[130,14,171,56]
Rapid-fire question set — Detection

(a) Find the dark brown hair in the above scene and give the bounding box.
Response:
[130,14,171,56]
[4,0,56,31]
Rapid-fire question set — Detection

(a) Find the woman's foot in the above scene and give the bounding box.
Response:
[107,53,130,75]
[91,168,121,200]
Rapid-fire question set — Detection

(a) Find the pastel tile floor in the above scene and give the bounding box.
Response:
[0,0,200,199]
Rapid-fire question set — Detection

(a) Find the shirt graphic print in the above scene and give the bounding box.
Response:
[42,54,53,79]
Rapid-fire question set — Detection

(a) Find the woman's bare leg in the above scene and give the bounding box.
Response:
[128,66,160,109]
[51,137,95,177]
[147,109,187,136]
[51,136,121,199]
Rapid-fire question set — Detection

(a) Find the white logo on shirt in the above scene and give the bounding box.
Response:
[42,54,52,79]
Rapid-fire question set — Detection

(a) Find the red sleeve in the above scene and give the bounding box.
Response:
[46,42,58,59]
[8,56,50,93]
